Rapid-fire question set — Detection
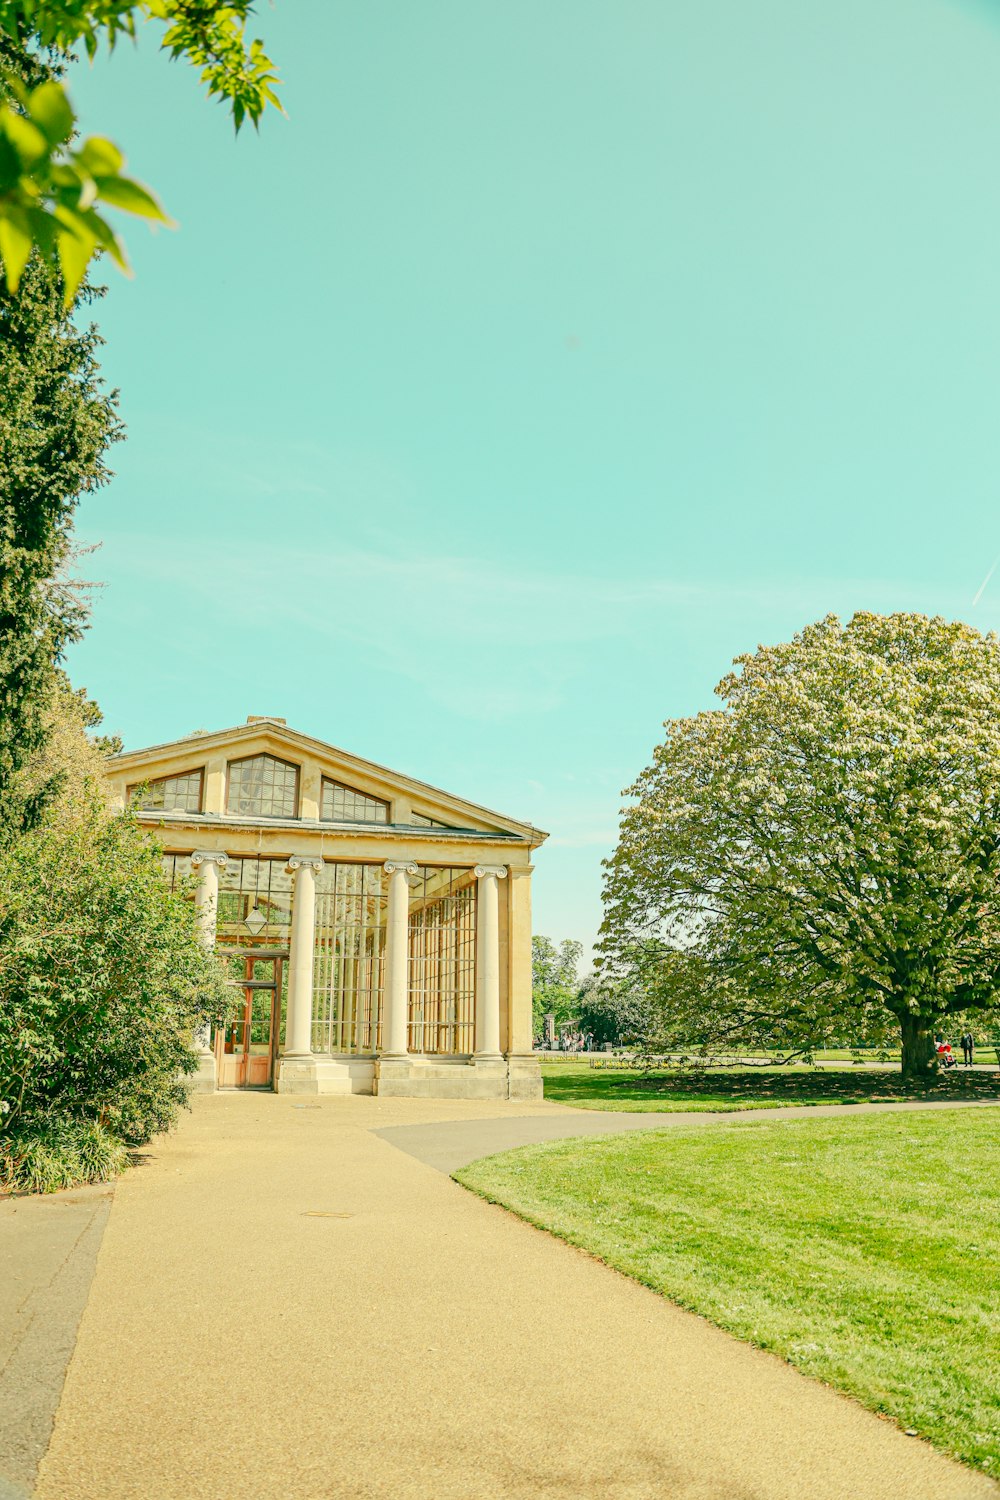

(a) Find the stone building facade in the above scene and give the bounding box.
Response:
[105,717,546,1100]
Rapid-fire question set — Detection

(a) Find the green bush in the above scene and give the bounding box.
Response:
[0,1116,129,1195]
[0,794,231,1145]
[0,687,232,1186]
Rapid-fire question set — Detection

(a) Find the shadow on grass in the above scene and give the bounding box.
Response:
[543,1065,1000,1112]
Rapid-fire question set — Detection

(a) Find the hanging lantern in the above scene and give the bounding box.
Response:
[243,858,267,935]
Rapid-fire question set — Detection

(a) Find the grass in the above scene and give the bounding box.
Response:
[542,1061,1000,1111]
[457,1109,1000,1478]
[542,1046,1000,1066]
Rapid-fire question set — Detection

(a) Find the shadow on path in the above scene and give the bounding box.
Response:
[0,1186,112,1500]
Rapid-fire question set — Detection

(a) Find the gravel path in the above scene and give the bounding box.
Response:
[376,1094,1000,1173]
[0,1184,112,1500]
[30,1093,998,1500]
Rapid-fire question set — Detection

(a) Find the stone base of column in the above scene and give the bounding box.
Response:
[505,1053,543,1101]
[274,1054,323,1094]
[274,1055,377,1095]
[374,1055,519,1100]
[188,1049,217,1094]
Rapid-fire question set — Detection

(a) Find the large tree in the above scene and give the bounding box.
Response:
[532,935,584,1040]
[575,973,651,1049]
[600,613,1000,1080]
[0,46,121,840]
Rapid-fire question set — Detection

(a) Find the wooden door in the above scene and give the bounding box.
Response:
[215,954,283,1089]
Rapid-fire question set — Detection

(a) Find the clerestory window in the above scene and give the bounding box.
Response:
[321,778,389,824]
[129,768,204,813]
[227,754,299,819]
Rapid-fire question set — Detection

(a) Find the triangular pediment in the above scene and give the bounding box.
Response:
[107,718,546,842]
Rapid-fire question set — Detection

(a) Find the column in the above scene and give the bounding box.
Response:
[382,861,417,1057]
[474,865,507,1058]
[190,851,228,1091]
[192,849,228,949]
[284,856,324,1058]
[507,865,535,1055]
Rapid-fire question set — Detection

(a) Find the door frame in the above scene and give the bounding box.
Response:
[215,948,288,1090]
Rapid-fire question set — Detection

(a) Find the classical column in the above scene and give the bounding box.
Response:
[192,849,228,949]
[507,865,535,1056]
[190,851,228,1090]
[382,860,417,1057]
[284,856,324,1058]
[474,865,507,1058]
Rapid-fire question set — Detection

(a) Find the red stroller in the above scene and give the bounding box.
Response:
[936,1041,956,1070]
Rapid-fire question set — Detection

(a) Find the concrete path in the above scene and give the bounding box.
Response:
[0,1184,113,1500]
[30,1094,997,1500]
[376,1095,1000,1173]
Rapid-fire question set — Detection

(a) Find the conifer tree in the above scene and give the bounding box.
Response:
[0,38,121,837]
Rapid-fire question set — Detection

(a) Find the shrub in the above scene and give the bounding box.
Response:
[0,794,231,1144]
[0,685,232,1172]
[0,1116,129,1195]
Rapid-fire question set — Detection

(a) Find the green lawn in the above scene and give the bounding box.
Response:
[542,1061,1000,1111]
[457,1110,1000,1478]
[543,1045,1000,1069]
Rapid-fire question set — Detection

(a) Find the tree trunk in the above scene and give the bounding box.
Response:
[899,1013,938,1081]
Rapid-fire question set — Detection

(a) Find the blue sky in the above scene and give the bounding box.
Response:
[65,0,1000,960]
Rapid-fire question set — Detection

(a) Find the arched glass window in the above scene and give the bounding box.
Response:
[227,754,299,818]
[321,778,389,824]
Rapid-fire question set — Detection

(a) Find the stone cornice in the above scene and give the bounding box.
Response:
[132,810,533,846]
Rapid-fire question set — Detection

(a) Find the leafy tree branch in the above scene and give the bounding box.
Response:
[0,3,280,301]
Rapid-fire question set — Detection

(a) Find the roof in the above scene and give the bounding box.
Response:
[108,718,548,844]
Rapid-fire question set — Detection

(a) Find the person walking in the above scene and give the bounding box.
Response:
[961,1029,975,1067]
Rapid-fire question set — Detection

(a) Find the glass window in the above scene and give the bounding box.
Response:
[130,769,204,813]
[409,812,454,829]
[407,867,477,1055]
[217,858,294,945]
[312,863,388,1054]
[227,754,298,818]
[216,858,293,1046]
[320,778,389,824]
[161,853,195,891]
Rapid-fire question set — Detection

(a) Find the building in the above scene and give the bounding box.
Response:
[104,717,546,1100]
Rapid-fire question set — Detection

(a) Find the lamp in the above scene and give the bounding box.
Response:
[243,858,267,936]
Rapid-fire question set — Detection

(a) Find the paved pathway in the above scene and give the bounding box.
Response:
[0,1184,112,1500]
[376,1094,1000,1173]
[26,1093,998,1500]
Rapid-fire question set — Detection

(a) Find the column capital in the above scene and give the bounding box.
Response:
[287,855,324,875]
[191,849,228,869]
[384,860,418,876]
[474,864,508,880]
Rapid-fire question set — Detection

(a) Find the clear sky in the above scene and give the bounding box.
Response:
[65,0,1000,961]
